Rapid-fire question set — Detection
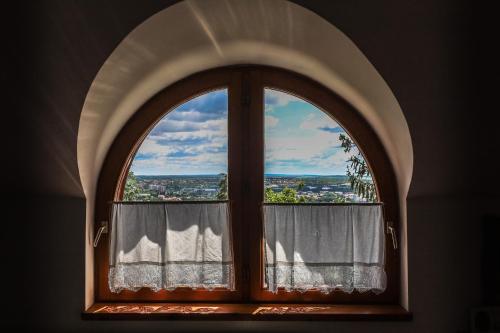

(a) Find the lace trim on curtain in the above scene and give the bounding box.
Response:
[265,262,386,294]
[109,262,234,293]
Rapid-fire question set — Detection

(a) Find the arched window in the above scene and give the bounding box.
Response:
[95,66,400,305]
[124,89,229,202]
[263,88,377,203]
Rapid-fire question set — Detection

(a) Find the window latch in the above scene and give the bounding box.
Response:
[386,221,398,250]
[93,221,108,248]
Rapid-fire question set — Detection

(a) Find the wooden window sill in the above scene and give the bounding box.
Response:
[83,303,412,321]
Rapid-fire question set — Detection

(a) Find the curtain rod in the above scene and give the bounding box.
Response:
[110,200,382,206]
[110,200,229,205]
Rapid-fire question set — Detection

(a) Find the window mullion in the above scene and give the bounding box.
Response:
[227,71,245,300]
[242,69,265,300]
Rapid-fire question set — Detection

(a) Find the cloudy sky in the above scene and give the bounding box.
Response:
[130,88,358,175]
[264,89,352,175]
[130,89,229,175]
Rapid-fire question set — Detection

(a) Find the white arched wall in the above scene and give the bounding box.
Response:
[78,0,413,309]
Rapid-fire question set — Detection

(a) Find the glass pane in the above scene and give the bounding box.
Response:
[264,88,376,203]
[124,89,228,201]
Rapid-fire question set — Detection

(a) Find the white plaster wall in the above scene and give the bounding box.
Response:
[78,0,413,309]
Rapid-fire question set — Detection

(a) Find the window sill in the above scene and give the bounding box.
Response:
[83,303,412,321]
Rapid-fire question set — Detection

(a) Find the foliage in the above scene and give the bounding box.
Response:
[321,192,348,203]
[216,173,228,200]
[297,180,305,191]
[265,187,305,203]
[264,180,349,204]
[339,134,377,201]
[123,171,143,201]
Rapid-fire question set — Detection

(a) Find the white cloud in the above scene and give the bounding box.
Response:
[151,117,227,134]
[300,112,339,130]
[265,89,303,110]
[131,118,228,175]
[135,138,172,156]
[265,131,342,161]
[131,150,227,175]
[130,90,230,175]
[265,115,279,128]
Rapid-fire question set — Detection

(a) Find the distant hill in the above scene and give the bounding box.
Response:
[137,174,348,178]
[264,174,348,178]
[136,174,224,179]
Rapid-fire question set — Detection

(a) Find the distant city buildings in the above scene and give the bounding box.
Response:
[148,184,166,193]
[128,175,372,203]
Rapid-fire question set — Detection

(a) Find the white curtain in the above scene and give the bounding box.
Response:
[108,202,234,293]
[263,204,386,294]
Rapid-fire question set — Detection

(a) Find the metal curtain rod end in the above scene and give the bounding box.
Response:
[93,221,108,248]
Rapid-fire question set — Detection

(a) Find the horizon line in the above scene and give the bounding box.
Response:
[133,173,349,177]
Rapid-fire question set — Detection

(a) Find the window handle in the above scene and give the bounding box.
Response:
[386,221,398,250]
[93,221,108,248]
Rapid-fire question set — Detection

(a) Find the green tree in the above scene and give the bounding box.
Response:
[339,134,377,201]
[265,187,306,203]
[321,191,349,203]
[123,171,142,201]
[297,180,305,191]
[334,194,348,203]
[216,173,228,200]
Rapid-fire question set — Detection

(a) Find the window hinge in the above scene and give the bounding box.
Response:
[386,221,398,250]
[93,221,108,248]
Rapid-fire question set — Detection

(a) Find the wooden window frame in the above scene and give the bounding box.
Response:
[94,66,401,306]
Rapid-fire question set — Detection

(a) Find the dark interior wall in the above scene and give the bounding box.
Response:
[1,0,497,332]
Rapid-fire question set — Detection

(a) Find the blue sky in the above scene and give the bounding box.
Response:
[130,88,361,175]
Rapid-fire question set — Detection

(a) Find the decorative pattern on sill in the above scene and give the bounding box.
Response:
[253,306,330,315]
[92,304,332,315]
[93,305,219,314]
